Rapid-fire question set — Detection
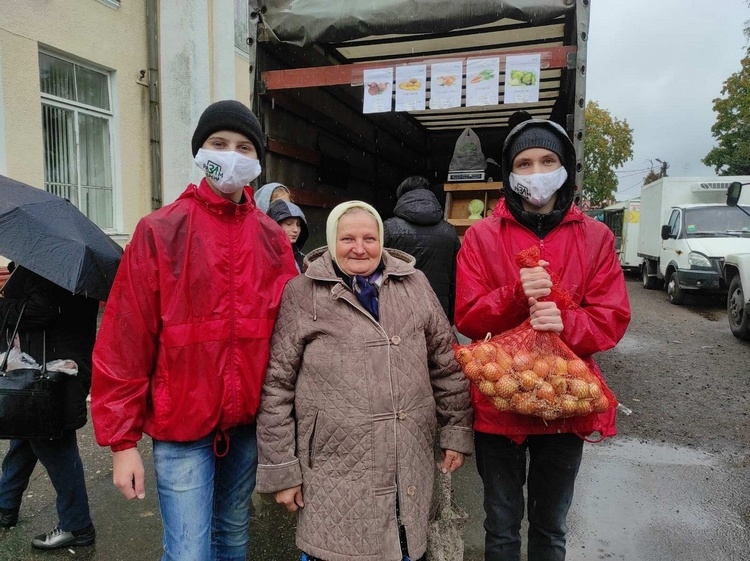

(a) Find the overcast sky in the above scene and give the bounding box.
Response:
[587,0,749,200]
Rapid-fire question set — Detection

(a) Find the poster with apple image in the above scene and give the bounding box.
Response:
[363,67,394,114]
[395,64,427,112]
[503,53,541,104]
[465,57,500,107]
[429,60,463,109]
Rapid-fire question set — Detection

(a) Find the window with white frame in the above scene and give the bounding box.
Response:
[39,52,114,229]
[234,0,250,55]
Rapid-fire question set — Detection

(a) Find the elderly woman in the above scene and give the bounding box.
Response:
[256,201,474,561]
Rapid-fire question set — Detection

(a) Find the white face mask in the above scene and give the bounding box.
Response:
[194,149,262,194]
[509,167,568,208]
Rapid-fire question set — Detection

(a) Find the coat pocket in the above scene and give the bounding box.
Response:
[306,409,320,469]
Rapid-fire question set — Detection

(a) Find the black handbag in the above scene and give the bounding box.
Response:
[0,303,65,439]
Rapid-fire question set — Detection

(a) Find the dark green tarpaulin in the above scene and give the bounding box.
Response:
[259,0,574,45]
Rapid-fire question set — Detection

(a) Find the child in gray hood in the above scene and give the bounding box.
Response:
[267,199,309,273]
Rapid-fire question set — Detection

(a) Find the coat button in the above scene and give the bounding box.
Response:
[407,485,417,496]
[391,336,401,345]
[397,411,407,420]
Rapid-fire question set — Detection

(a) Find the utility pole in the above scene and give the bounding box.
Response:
[656,158,669,178]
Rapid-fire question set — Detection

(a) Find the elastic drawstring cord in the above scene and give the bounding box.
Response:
[213,429,230,457]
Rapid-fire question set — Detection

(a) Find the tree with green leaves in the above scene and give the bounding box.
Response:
[703,50,750,175]
[583,100,634,207]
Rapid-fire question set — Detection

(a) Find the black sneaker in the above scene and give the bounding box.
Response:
[0,508,18,528]
[31,524,96,550]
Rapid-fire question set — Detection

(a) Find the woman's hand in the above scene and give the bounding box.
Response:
[528,297,563,333]
[275,485,305,512]
[520,260,553,300]
[440,449,465,473]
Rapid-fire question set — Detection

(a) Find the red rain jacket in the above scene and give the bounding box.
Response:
[454,199,631,442]
[92,180,297,451]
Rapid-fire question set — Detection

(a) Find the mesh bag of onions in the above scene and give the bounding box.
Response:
[454,246,618,421]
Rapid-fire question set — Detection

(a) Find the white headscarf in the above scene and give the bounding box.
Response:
[326,201,384,269]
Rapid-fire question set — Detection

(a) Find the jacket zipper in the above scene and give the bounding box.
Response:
[228,212,238,425]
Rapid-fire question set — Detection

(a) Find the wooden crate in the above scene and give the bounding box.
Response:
[444,182,503,238]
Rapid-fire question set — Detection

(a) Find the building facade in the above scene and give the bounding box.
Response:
[1,0,253,249]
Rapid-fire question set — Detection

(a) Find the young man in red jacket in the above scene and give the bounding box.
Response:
[91,100,297,561]
[454,115,631,561]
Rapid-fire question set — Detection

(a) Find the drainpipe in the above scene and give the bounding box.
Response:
[248,0,260,113]
[146,0,162,210]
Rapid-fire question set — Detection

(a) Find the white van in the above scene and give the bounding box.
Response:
[638,177,750,304]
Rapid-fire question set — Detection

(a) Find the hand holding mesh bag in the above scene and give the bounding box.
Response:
[454,246,618,420]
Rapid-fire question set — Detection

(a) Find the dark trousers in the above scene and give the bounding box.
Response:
[0,430,92,532]
[475,432,583,561]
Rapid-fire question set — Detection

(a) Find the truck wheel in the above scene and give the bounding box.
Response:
[667,271,685,305]
[727,275,750,340]
[642,265,656,289]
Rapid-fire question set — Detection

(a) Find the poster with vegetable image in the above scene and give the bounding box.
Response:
[363,68,393,114]
[395,64,426,111]
[429,60,463,109]
[504,54,541,104]
[465,57,500,107]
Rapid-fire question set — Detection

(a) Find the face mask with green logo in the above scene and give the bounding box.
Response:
[194,148,261,194]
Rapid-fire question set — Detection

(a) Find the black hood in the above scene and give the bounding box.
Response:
[267,199,309,249]
[392,189,443,226]
[501,119,576,224]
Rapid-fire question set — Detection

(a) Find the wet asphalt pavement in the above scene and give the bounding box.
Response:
[1,279,748,561]
[1,436,746,561]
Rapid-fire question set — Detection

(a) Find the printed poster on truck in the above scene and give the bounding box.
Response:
[465,57,500,107]
[429,60,463,109]
[395,65,427,112]
[363,68,393,114]
[504,54,541,104]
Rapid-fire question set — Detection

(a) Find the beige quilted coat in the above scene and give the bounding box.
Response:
[256,247,473,561]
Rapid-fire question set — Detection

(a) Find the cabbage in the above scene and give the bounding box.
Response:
[468,199,484,218]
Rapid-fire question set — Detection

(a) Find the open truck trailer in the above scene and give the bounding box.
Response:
[249,0,590,244]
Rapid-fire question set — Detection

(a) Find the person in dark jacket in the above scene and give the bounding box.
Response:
[0,263,98,550]
[383,176,461,323]
[267,198,309,273]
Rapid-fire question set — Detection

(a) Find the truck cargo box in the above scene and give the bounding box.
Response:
[251,0,590,244]
[638,177,750,260]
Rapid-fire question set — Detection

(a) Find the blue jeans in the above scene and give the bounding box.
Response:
[152,424,257,561]
[475,432,584,561]
[0,430,92,531]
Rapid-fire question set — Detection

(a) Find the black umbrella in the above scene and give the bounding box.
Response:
[0,174,123,301]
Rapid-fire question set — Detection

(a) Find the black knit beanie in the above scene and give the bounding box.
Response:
[191,100,264,159]
[507,124,566,166]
